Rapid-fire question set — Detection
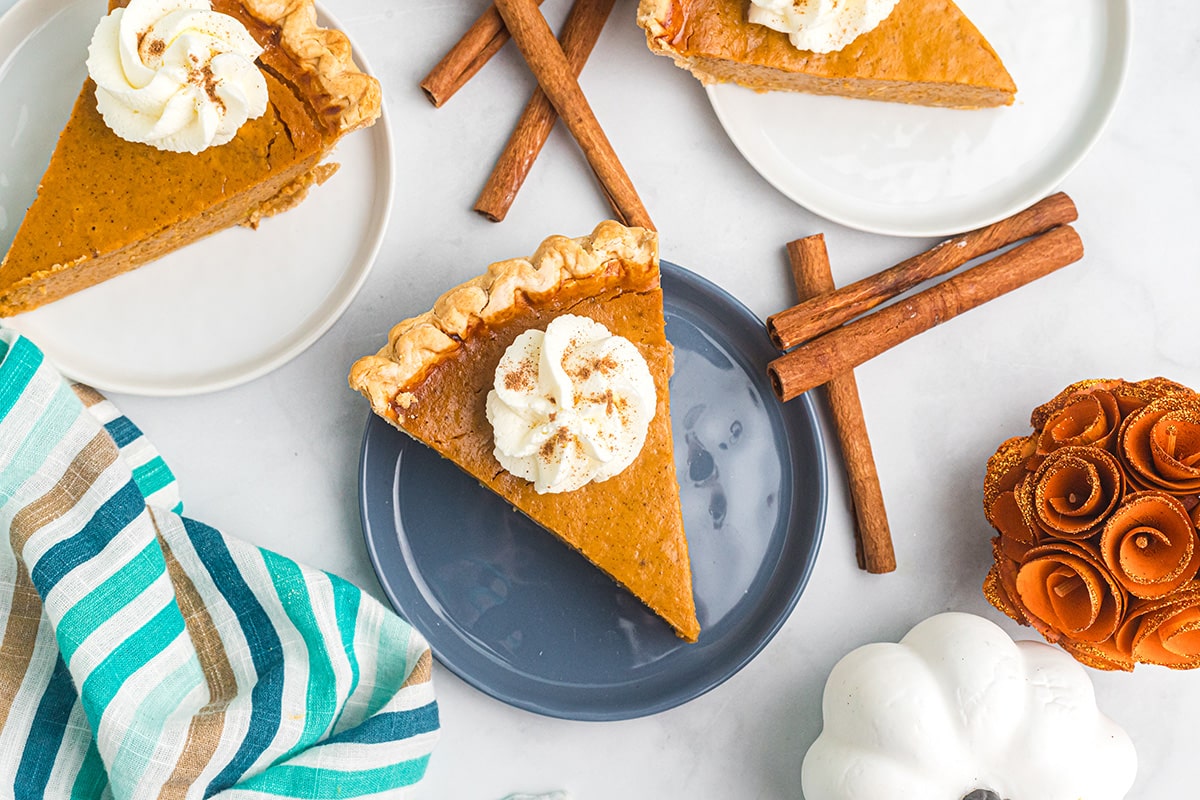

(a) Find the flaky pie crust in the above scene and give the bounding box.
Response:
[637,0,683,58]
[240,0,381,133]
[349,221,659,423]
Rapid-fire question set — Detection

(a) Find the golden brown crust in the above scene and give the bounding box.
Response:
[637,0,678,53]
[240,0,381,133]
[348,221,659,420]
[638,0,1016,108]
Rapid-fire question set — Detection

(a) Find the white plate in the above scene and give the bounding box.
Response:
[0,0,392,395]
[706,0,1131,237]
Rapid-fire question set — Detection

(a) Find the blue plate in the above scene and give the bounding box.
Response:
[358,261,827,721]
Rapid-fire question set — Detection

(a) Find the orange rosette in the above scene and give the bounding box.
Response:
[1099,492,1200,599]
[984,537,1032,627]
[1119,393,1200,496]
[1033,381,1124,455]
[1012,540,1127,645]
[1058,639,1135,672]
[983,561,1026,626]
[1030,446,1123,539]
[982,377,1200,670]
[1030,377,1191,449]
[982,436,1039,559]
[1114,583,1200,669]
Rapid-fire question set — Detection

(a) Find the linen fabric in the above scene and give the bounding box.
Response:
[0,331,438,798]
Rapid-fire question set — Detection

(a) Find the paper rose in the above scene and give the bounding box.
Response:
[983,377,1200,670]
[1030,446,1124,538]
[1120,394,1200,494]
[1100,492,1200,598]
[1011,539,1125,644]
[1115,583,1200,668]
[801,613,1137,800]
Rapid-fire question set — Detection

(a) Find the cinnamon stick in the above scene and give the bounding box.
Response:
[768,224,1085,402]
[788,235,896,574]
[493,0,654,230]
[766,192,1078,350]
[475,0,615,221]
[419,0,547,108]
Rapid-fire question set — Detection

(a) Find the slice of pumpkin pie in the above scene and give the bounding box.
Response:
[350,221,701,642]
[0,0,380,316]
[637,0,1016,108]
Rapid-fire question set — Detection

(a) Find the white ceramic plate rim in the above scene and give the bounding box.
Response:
[0,0,393,396]
[705,0,1133,237]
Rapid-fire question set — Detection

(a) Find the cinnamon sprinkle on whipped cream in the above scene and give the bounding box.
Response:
[86,0,268,153]
[486,315,656,494]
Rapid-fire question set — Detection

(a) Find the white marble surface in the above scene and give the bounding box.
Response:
[5,0,1200,797]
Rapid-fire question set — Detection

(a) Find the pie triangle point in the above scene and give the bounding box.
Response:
[350,222,701,642]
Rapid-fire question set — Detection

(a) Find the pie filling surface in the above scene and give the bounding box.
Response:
[637,0,1016,108]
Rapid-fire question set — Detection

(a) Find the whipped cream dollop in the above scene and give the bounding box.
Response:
[86,0,268,153]
[486,315,657,495]
[747,0,899,54]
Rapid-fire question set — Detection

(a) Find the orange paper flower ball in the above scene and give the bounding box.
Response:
[983,377,1200,671]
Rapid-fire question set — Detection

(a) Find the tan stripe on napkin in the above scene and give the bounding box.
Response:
[9,431,118,554]
[1,432,118,737]
[70,384,106,408]
[156,534,238,799]
[402,649,433,688]
[0,563,45,732]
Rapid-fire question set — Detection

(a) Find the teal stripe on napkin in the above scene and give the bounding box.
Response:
[81,601,186,725]
[232,756,434,798]
[262,549,340,753]
[56,538,164,666]
[70,740,106,799]
[0,336,42,419]
[131,455,174,499]
[14,655,75,798]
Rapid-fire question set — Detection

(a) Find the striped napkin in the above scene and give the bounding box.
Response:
[0,331,438,798]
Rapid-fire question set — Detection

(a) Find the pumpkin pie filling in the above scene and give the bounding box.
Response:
[638,0,1016,108]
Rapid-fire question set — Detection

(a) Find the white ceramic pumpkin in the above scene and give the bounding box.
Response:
[801,613,1137,800]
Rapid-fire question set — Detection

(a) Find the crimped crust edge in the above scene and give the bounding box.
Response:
[241,0,382,133]
[636,0,679,55]
[349,221,659,423]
